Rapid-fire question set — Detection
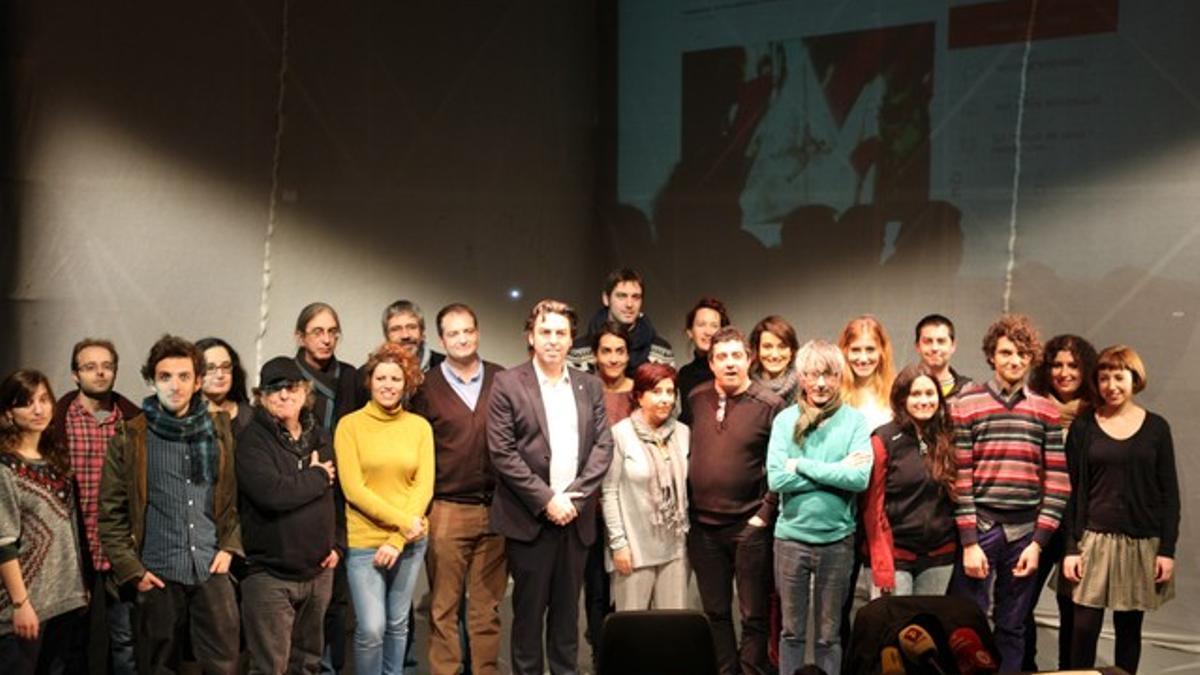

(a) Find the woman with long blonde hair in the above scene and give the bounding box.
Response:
[837,315,895,432]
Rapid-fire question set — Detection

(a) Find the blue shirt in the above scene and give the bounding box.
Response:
[142,431,219,585]
[440,359,485,411]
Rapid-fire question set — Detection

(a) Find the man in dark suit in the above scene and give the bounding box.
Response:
[487,299,614,675]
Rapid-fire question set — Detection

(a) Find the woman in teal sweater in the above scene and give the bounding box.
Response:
[767,340,872,675]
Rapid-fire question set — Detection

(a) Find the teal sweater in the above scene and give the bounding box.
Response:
[767,404,872,543]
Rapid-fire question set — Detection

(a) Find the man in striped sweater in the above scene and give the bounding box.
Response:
[949,314,1069,672]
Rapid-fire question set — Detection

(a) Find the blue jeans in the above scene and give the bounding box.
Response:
[865,564,954,599]
[950,526,1037,673]
[346,539,428,675]
[775,536,855,675]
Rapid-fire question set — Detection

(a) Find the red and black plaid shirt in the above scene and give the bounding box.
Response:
[65,396,127,571]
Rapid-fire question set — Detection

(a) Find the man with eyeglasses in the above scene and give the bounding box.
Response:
[686,327,785,675]
[292,302,359,675]
[293,302,359,435]
[51,338,142,675]
[355,300,446,410]
[382,299,445,372]
[236,357,345,675]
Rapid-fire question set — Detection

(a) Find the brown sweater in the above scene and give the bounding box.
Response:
[410,361,503,504]
[687,381,785,526]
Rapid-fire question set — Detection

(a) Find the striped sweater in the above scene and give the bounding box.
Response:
[950,380,1069,547]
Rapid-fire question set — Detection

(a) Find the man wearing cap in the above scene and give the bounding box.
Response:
[236,357,347,675]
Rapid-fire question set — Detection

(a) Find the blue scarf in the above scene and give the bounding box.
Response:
[141,393,218,483]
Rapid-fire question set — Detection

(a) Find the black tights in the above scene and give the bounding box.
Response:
[1071,604,1144,673]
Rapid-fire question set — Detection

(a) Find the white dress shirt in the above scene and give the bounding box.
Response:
[533,360,580,493]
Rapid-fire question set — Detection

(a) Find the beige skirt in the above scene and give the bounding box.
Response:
[1068,530,1175,611]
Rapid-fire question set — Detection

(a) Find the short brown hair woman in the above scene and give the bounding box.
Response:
[1060,345,1179,673]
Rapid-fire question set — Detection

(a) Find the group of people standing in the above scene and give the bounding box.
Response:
[0,268,1181,675]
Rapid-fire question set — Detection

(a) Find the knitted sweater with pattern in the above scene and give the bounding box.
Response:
[949,380,1069,547]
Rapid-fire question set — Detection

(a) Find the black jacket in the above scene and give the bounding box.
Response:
[236,407,346,580]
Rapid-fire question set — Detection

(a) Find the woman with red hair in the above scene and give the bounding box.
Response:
[837,315,895,432]
[601,363,690,610]
[335,344,433,675]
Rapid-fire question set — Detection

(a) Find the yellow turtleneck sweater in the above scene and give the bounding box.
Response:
[334,400,434,549]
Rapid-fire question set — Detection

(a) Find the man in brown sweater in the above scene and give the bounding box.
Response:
[687,327,785,675]
[409,303,506,675]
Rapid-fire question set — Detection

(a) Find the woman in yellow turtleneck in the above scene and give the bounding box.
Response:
[335,343,433,675]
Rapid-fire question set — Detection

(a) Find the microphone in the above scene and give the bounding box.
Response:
[948,627,999,674]
[898,623,947,675]
[880,645,907,674]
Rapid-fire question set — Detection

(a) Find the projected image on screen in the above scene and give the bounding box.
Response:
[680,24,933,248]
[633,20,960,313]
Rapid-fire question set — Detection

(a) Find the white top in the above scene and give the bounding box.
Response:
[534,360,580,493]
[852,394,893,434]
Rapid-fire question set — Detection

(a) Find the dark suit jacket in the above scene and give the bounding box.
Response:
[487,361,613,545]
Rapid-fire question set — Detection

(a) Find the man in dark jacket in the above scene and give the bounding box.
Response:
[237,356,346,675]
[566,268,674,375]
[98,335,241,674]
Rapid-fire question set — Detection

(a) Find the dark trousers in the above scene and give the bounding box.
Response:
[950,526,1038,673]
[1072,604,1144,673]
[86,571,136,675]
[582,513,612,664]
[1022,531,1073,671]
[134,573,239,675]
[320,563,349,674]
[0,608,86,675]
[241,568,334,675]
[687,520,773,675]
[505,525,588,675]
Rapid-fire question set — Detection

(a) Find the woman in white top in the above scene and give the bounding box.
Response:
[602,363,690,611]
[838,315,895,432]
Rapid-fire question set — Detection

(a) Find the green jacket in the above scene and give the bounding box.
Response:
[98,412,242,587]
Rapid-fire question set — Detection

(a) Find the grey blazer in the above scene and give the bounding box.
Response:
[486,361,614,545]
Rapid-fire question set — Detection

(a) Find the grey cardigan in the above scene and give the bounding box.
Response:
[601,417,690,570]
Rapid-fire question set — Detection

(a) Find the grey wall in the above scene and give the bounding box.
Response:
[3,0,601,391]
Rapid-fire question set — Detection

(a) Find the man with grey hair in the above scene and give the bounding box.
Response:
[767,340,871,675]
[381,299,445,372]
[686,326,785,675]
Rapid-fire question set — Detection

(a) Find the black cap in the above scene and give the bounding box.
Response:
[259,356,305,391]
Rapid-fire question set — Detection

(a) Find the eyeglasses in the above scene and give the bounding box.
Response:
[77,362,115,374]
[801,369,835,382]
[305,327,341,340]
[205,363,234,375]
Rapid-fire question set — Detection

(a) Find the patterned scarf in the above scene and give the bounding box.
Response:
[629,410,689,538]
[751,364,799,405]
[142,393,217,483]
[793,395,842,445]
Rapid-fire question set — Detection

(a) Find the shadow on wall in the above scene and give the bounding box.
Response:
[1,0,19,370]
[3,0,601,380]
